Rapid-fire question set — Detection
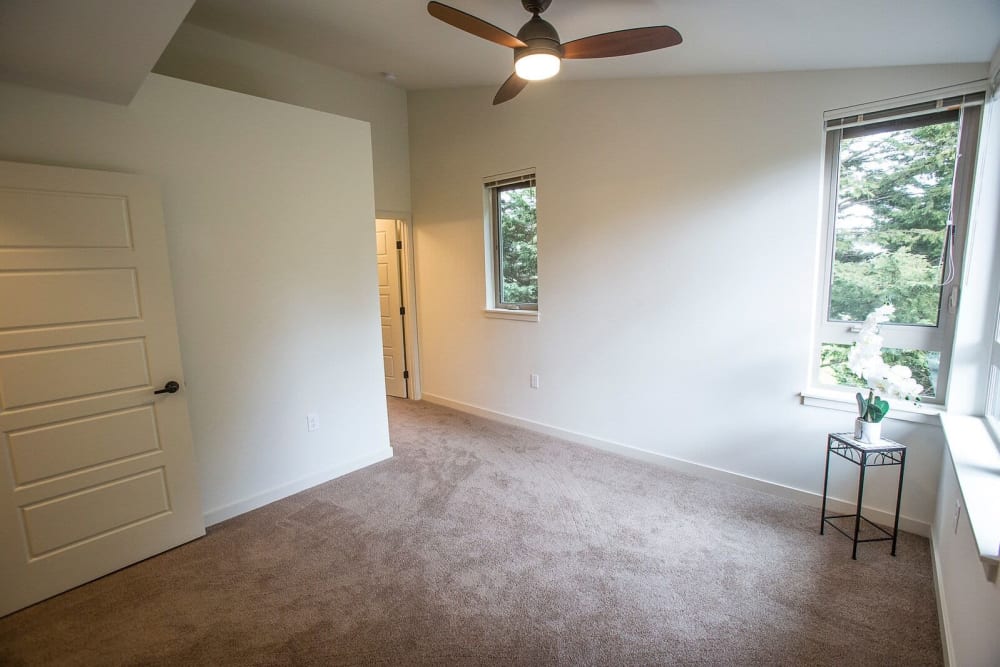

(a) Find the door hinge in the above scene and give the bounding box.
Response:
[403,370,409,379]
[396,240,402,250]
[399,306,405,315]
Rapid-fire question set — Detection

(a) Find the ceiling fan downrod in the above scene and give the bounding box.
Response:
[521,0,552,14]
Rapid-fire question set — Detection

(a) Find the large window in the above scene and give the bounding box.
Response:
[485,172,538,311]
[815,92,983,404]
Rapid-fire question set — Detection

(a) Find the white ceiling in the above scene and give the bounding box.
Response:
[0,1,994,104]
[0,0,196,104]
[185,0,1000,90]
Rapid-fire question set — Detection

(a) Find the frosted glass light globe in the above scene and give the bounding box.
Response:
[515,53,561,81]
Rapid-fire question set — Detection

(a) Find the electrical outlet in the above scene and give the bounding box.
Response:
[530,373,540,389]
[306,413,319,432]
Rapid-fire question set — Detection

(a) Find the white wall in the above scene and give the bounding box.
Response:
[154,23,411,216]
[408,63,987,530]
[933,454,1000,666]
[0,74,391,522]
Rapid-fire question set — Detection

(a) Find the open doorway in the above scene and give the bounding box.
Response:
[375,218,417,399]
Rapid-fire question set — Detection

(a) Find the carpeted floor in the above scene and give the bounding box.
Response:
[0,398,942,665]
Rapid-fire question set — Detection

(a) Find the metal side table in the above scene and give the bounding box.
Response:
[820,432,906,559]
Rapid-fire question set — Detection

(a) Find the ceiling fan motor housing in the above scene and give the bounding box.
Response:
[515,14,563,62]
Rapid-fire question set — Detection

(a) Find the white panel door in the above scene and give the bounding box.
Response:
[0,160,204,617]
[375,219,407,398]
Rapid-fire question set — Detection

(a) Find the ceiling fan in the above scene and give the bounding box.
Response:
[427,0,682,105]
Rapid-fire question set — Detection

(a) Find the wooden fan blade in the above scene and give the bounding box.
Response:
[428,2,527,49]
[493,73,529,105]
[561,26,682,59]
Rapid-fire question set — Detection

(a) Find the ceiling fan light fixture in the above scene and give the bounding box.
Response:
[514,51,560,80]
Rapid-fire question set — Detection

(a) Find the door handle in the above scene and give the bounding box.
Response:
[154,380,180,395]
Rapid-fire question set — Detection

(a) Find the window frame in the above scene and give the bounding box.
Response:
[812,94,984,406]
[483,170,538,313]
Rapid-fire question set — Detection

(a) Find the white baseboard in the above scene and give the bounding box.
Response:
[202,448,394,527]
[930,534,955,666]
[421,392,930,537]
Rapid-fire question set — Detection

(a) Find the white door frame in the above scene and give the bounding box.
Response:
[377,211,421,400]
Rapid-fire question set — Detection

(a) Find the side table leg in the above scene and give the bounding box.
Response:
[891,450,906,556]
[820,438,832,535]
[852,457,866,560]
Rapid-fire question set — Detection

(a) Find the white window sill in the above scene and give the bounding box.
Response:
[800,387,942,425]
[483,308,538,322]
[939,414,1000,580]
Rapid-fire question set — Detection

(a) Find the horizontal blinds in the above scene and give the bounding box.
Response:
[484,172,535,189]
[841,108,960,139]
[826,90,985,133]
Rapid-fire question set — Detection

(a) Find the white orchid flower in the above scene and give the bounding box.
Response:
[873,304,895,323]
[889,365,911,379]
[847,305,922,407]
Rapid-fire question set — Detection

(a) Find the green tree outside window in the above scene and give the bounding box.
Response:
[497,186,538,305]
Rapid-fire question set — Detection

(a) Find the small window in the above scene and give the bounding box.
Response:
[485,171,538,311]
[814,92,984,403]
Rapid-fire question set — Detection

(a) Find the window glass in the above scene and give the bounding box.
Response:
[988,367,1000,423]
[829,116,959,326]
[988,301,1000,428]
[497,184,537,306]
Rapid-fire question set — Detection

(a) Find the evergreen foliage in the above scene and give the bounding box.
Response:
[498,186,538,304]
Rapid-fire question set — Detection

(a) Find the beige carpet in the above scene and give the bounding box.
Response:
[0,398,941,665]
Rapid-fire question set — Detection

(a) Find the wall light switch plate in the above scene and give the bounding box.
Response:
[306,413,319,432]
[530,373,540,389]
